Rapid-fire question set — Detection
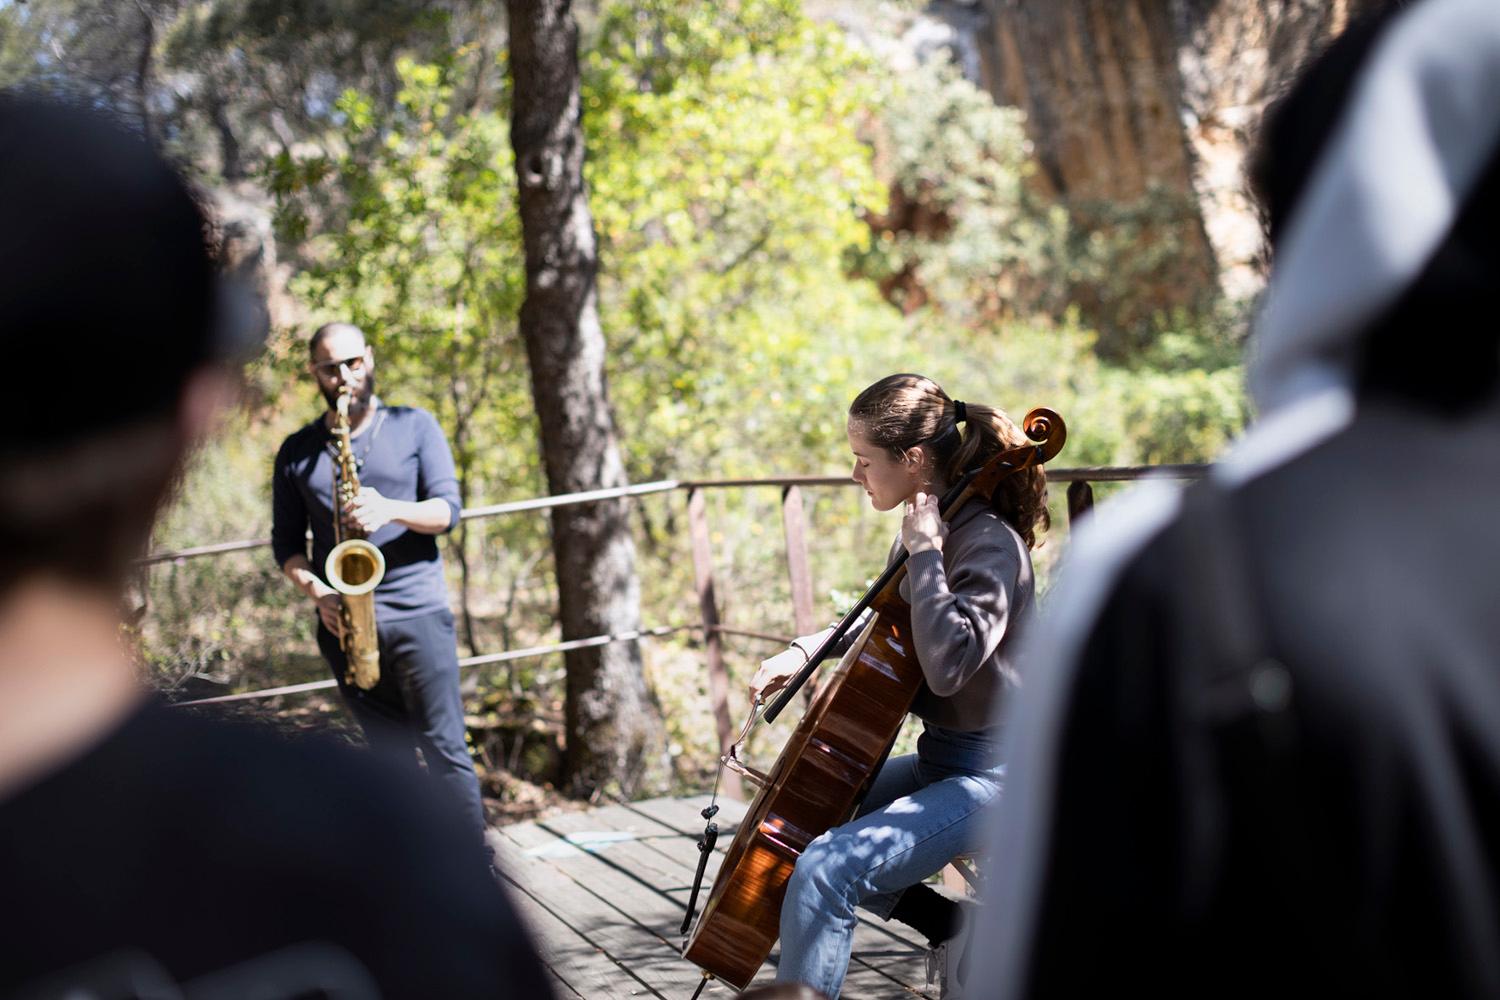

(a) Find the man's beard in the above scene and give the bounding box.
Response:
[321,373,376,414]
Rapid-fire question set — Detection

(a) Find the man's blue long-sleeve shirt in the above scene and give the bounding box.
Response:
[272,401,461,620]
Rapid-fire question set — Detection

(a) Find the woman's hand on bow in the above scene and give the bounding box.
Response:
[749,646,808,702]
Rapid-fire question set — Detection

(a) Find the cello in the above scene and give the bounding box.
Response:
[681,407,1065,990]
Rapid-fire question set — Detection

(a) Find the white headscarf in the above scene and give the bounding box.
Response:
[1250,0,1500,414]
[981,4,1500,997]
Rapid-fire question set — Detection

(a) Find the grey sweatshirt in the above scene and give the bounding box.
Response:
[800,502,1035,749]
[903,502,1033,733]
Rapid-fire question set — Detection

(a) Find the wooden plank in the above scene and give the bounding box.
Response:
[619,798,927,942]
[620,794,746,838]
[497,822,681,999]
[532,809,719,992]
[595,799,933,996]
[499,799,934,999]
[502,819,709,998]
[616,797,930,947]
[498,836,645,996]
[570,799,740,958]
[544,964,582,999]
[499,850,689,1000]
[526,812,713,997]
[544,803,703,893]
[495,840,648,1000]
[509,890,617,1000]
[727,933,932,998]
[594,797,742,873]
[845,961,935,999]
[536,810,694,911]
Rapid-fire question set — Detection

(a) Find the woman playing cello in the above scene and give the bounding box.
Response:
[748,373,1049,999]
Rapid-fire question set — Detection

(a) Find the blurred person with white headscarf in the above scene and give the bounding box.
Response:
[971,0,1500,996]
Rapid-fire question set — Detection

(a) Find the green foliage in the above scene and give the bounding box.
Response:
[0,1,47,86]
[133,408,318,697]
[1097,311,1250,465]
[49,0,1252,793]
[1,0,499,184]
[586,0,896,480]
[157,0,500,182]
[850,52,1226,363]
[853,54,1066,323]
[1048,186,1225,359]
[277,52,539,512]
[0,0,168,119]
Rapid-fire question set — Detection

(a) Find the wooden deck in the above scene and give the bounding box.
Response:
[494,795,937,999]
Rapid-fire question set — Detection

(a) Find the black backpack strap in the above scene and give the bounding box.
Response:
[1172,479,1301,920]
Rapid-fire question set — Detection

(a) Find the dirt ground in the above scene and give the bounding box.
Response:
[181,691,583,827]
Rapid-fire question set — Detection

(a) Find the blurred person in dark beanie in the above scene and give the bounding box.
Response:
[974,1,1500,997]
[0,93,550,999]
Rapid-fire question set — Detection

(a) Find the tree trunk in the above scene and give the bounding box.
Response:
[209,87,245,182]
[505,0,666,798]
[132,0,157,142]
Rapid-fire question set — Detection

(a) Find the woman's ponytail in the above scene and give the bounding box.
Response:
[849,374,1049,548]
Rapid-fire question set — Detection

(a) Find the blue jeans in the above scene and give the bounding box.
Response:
[317,608,487,845]
[775,750,1003,998]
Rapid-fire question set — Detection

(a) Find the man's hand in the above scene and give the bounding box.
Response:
[749,646,808,702]
[280,555,345,637]
[901,491,948,555]
[314,591,343,637]
[344,486,394,535]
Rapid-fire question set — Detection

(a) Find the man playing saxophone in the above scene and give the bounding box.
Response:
[272,322,488,846]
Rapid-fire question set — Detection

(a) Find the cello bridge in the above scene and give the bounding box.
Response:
[721,754,769,788]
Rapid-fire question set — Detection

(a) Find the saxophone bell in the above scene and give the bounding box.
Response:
[327,538,385,690]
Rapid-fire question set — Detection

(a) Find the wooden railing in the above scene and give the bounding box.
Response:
[151,465,1208,746]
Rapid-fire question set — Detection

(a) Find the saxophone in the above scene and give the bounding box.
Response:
[326,386,386,690]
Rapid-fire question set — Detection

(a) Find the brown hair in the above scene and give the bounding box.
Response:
[848,373,1049,548]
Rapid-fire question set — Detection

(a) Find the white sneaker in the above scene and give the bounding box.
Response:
[924,940,949,996]
[923,911,975,998]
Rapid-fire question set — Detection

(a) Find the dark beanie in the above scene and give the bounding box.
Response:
[0,94,219,453]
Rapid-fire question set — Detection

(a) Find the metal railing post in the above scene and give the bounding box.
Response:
[1067,480,1095,525]
[781,484,819,703]
[687,486,741,799]
[780,485,817,639]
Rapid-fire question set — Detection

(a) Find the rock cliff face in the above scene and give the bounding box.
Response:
[975,0,1220,330]
[1170,0,1386,297]
[942,0,1390,306]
